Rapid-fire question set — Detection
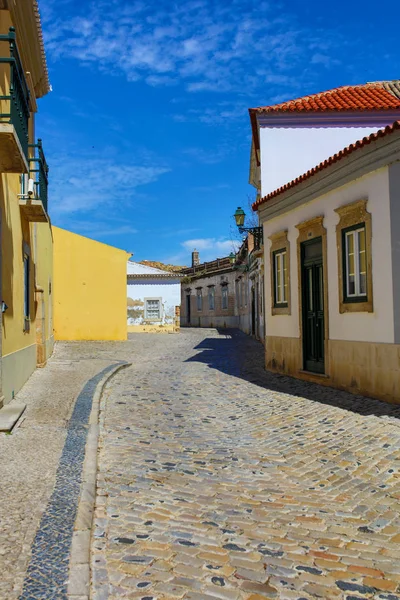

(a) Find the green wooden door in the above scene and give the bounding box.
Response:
[302,238,324,374]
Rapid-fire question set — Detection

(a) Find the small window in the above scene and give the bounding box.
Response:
[145,298,161,319]
[343,225,367,301]
[222,285,228,309]
[196,289,202,311]
[273,249,288,307]
[208,286,215,310]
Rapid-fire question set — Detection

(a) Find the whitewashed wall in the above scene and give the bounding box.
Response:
[260,127,380,196]
[263,167,394,344]
[127,279,181,325]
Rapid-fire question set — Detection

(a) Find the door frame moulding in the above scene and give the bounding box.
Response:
[296,216,330,377]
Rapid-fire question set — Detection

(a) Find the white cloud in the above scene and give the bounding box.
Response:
[162,236,239,265]
[40,0,342,95]
[182,237,238,261]
[49,152,170,216]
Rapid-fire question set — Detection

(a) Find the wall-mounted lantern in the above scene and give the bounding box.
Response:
[233,206,263,249]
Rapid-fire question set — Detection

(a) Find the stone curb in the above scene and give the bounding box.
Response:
[67,362,131,599]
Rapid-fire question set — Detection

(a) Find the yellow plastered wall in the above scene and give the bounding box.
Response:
[34,221,54,364]
[53,227,128,340]
[2,172,35,355]
[1,173,54,402]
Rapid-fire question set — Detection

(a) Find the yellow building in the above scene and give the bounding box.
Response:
[0,1,52,405]
[53,227,129,341]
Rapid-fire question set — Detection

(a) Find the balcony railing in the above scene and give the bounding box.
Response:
[181,256,232,277]
[29,139,49,214]
[253,228,263,252]
[0,27,30,160]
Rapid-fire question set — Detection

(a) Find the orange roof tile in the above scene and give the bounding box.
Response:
[251,81,400,113]
[252,121,400,211]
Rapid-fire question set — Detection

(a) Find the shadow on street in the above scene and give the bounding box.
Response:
[184,328,400,420]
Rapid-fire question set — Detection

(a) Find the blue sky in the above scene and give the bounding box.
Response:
[37,0,399,265]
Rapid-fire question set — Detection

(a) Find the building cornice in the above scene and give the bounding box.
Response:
[256,110,400,128]
[127,273,183,280]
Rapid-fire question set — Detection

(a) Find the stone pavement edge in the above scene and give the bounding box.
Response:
[0,339,133,600]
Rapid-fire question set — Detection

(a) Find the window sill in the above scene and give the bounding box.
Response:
[339,300,373,313]
[272,306,291,316]
[299,370,329,379]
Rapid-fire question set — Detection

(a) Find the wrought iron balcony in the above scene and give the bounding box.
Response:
[29,139,49,213]
[19,139,49,222]
[0,26,30,172]
[253,228,263,252]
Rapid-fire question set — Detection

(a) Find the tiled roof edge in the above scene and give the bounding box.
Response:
[33,0,50,95]
[250,81,400,113]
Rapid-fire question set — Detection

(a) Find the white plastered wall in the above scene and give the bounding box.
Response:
[260,127,380,196]
[263,167,394,344]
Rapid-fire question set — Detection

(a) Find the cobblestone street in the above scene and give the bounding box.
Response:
[92,329,400,600]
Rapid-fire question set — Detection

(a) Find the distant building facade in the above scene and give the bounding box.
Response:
[127,261,181,333]
[180,243,265,343]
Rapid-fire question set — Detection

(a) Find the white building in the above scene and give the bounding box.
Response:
[253,121,400,403]
[249,80,400,196]
[127,261,182,331]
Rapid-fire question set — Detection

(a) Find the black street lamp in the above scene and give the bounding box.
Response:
[233,206,263,247]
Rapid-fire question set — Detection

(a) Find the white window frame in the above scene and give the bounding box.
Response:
[345,226,367,299]
[274,250,287,306]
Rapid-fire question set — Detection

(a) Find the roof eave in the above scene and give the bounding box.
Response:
[3,0,50,98]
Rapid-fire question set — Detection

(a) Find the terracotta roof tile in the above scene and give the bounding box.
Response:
[252,121,400,211]
[251,81,400,113]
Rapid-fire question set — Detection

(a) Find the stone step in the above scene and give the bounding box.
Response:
[0,403,26,432]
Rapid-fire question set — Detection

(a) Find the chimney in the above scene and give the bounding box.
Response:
[192,249,200,267]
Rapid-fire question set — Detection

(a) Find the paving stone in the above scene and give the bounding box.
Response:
[82,329,400,600]
[0,342,129,600]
